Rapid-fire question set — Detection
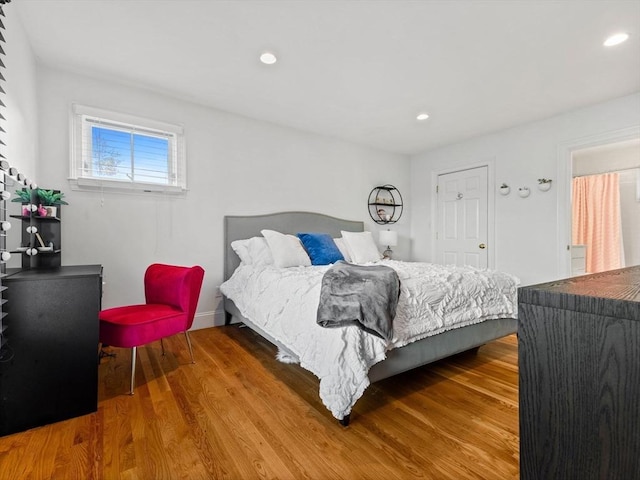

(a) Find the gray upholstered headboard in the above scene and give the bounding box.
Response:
[223,211,364,282]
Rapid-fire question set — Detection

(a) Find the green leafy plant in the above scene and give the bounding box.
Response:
[36,188,68,206]
[538,178,552,184]
[11,188,33,203]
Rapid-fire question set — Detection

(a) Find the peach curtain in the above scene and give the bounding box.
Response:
[572,173,623,273]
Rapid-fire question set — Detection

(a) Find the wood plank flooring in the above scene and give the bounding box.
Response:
[0,327,519,479]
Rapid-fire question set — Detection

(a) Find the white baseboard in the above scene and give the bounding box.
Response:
[190,309,226,330]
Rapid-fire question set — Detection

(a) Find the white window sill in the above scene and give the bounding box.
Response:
[68,177,187,197]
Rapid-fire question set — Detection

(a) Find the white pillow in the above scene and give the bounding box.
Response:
[340,231,381,264]
[231,237,274,266]
[333,237,352,263]
[261,229,311,268]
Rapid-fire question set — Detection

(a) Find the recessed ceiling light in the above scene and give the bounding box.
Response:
[604,32,629,47]
[416,113,430,121]
[260,52,278,65]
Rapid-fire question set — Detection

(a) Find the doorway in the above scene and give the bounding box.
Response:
[571,139,640,274]
[435,166,489,268]
[557,126,640,277]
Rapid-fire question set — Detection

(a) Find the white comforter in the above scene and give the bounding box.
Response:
[220,260,518,420]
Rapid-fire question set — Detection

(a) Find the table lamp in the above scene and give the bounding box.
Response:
[379,230,398,259]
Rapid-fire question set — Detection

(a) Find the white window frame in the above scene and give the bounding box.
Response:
[70,104,186,194]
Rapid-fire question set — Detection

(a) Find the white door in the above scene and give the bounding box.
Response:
[436,166,488,268]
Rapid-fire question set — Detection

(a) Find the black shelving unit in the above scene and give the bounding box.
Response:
[10,191,62,269]
[367,185,403,224]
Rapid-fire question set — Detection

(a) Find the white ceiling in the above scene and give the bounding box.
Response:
[14,0,640,156]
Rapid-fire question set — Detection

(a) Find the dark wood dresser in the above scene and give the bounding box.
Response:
[0,265,103,436]
[518,266,640,480]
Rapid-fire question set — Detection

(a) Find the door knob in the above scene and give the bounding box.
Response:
[479,243,486,249]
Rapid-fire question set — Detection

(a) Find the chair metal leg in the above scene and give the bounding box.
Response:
[184,331,195,364]
[160,338,165,356]
[129,346,137,395]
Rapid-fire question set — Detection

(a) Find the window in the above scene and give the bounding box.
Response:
[70,104,186,193]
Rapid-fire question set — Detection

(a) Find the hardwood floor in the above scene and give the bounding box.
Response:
[0,327,519,479]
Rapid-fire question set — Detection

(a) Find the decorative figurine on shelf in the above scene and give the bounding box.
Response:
[37,204,48,217]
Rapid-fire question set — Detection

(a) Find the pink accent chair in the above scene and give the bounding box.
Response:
[99,263,205,394]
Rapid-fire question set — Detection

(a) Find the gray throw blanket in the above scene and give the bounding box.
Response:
[317,261,400,342]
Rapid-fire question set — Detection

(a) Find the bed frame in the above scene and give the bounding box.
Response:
[223,211,517,425]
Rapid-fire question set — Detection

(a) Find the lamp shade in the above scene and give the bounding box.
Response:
[379,230,398,247]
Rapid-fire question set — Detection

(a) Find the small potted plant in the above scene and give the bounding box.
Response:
[12,188,33,203]
[12,188,35,216]
[36,188,68,217]
[518,186,531,198]
[499,183,510,195]
[537,178,553,192]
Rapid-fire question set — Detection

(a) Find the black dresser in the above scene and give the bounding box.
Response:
[518,266,640,480]
[0,265,103,436]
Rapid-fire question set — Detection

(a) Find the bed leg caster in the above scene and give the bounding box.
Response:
[338,414,350,427]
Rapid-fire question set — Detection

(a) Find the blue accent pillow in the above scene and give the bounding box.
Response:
[297,232,345,265]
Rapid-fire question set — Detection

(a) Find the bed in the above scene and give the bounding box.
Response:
[221,211,518,425]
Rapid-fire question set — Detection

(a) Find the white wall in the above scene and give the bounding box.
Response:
[410,92,640,286]
[34,66,410,327]
[4,10,38,175]
[4,10,39,268]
